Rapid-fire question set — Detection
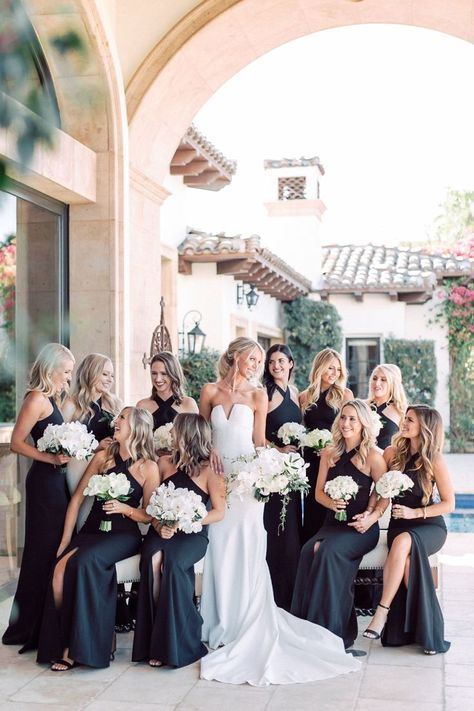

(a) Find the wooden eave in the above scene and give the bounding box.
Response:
[318,286,434,304]
[170,133,236,192]
[178,250,311,302]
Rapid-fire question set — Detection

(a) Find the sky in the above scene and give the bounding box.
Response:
[186,23,474,247]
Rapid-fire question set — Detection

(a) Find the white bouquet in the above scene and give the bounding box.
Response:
[370,410,383,438]
[83,472,133,532]
[153,422,174,451]
[37,421,99,460]
[300,428,332,451]
[146,481,207,534]
[324,475,359,522]
[376,470,414,499]
[276,422,307,446]
[229,447,309,530]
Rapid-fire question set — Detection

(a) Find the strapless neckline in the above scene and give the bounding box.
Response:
[211,403,253,422]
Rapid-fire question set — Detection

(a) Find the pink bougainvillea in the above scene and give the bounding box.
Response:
[0,236,16,334]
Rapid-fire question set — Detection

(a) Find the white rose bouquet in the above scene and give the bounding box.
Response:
[146,481,207,534]
[376,470,414,500]
[300,428,332,451]
[369,410,383,438]
[153,422,174,451]
[37,421,99,461]
[276,422,307,446]
[229,447,309,531]
[324,475,359,522]
[83,472,133,532]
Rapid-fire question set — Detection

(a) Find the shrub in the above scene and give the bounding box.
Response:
[383,338,437,406]
[180,349,220,401]
[283,298,343,390]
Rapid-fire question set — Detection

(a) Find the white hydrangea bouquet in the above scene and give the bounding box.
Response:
[276,422,307,446]
[146,481,207,534]
[376,470,414,500]
[153,422,174,451]
[37,422,99,461]
[300,428,332,451]
[83,472,133,532]
[228,447,309,530]
[324,475,359,522]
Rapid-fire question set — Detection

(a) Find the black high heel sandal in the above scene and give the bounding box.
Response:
[363,603,390,640]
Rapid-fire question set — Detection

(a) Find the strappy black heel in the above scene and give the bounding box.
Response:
[363,603,390,640]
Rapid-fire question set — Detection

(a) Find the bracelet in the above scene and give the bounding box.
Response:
[374,507,385,519]
[422,507,427,519]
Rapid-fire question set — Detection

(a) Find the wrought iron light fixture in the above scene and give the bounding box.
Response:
[179,310,206,356]
[142,296,173,368]
[236,283,259,311]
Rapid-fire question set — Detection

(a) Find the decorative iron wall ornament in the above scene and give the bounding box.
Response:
[142,296,173,368]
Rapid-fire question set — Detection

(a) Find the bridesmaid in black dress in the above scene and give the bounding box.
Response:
[363,405,454,654]
[63,353,122,449]
[37,407,159,670]
[299,348,353,543]
[2,343,75,652]
[263,344,303,611]
[291,399,387,651]
[367,363,407,450]
[137,351,198,440]
[132,413,225,668]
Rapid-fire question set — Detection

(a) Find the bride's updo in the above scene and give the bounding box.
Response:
[218,337,265,380]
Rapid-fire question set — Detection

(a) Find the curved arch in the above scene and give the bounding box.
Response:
[129,0,474,184]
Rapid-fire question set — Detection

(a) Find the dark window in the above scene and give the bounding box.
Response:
[257,335,271,351]
[346,337,381,398]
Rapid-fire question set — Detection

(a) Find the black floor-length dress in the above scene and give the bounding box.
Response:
[373,402,399,451]
[2,398,69,652]
[291,449,379,648]
[264,384,303,611]
[37,453,143,668]
[301,390,338,543]
[382,454,449,653]
[132,469,209,668]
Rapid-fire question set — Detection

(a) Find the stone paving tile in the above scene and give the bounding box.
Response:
[360,664,443,704]
[444,637,474,665]
[366,643,443,669]
[354,700,442,711]
[445,664,474,688]
[95,662,198,705]
[445,619,474,638]
[177,679,276,711]
[85,703,176,711]
[0,704,75,711]
[265,670,362,711]
[10,676,108,706]
[445,685,474,711]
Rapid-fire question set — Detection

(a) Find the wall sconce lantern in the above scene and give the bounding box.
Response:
[179,310,206,356]
[236,283,259,311]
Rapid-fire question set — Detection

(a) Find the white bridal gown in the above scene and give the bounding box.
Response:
[200,403,360,686]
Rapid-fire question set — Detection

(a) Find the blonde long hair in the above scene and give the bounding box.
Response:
[305,348,347,412]
[150,352,186,404]
[69,353,121,421]
[218,337,265,381]
[367,363,408,416]
[327,399,377,469]
[103,407,156,471]
[171,413,212,478]
[27,343,75,402]
[391,405,444,505]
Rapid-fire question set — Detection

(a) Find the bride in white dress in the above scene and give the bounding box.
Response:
[199,337,359,686]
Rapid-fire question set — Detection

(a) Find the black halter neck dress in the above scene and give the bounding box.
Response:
[37,452,143,668]
[264,383,303,611]
[372,401,399,451]
[132,468,210,667]
[291,448,379,649]
[301,390,339,543]
[2,397,69,652]
[151,394,178,430]
[382,453,449,653]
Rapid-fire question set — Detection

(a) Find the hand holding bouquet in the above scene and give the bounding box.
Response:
[83,472,133,532]
[276,422,307,446]
[376,470,414,499]
[153,422,174,451]
[146,481,207,534]
[37,422,99,462]
[324,475,359,522]
[300,428,332,451]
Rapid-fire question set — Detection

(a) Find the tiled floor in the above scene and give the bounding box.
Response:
[0,454,472,710]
